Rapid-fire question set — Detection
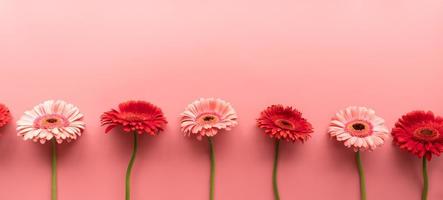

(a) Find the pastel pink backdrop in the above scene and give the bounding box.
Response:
[1,0,442,199]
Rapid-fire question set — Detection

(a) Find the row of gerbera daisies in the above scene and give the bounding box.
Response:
[0,99,441,200]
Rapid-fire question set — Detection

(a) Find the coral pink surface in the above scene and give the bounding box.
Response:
[1,0,442,199]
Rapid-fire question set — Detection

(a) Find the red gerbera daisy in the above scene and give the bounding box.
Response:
[101,100,167,135]
[0,104,11,128]
[257,105,313,142]
[257,105,313,199]
[101,100,167,199]
[392,110,443,161]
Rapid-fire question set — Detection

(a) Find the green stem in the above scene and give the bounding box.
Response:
[422,157,428,200]
[356,151,366,200]
[126,133,138,200]
[273,140,280,200]
[51,139,57,200]
[208,137,215,200]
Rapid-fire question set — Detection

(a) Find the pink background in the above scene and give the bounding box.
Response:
[1,0,443,199]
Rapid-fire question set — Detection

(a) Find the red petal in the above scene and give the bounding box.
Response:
[105,125,117,133]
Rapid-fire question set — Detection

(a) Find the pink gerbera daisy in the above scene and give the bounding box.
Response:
[328,106,389,200]
[180,98,238,140]
[16,100,85,200]
[180,97,238,200]
[328,106,389,151]
[16,100,85,144]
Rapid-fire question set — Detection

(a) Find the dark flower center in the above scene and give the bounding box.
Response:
[46,118,58,123]
[35,114,67,129]
[421,129,434,136]
[204,116,215,121]
[274,119,295,130]
[346,120,372,137]
[197,114,220,125]
[281,120,291,126]
[414,127,439,141]
[352,123,366,131]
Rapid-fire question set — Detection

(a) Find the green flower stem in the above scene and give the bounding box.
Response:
[356,151,366,200]
[273,140,280,200]
[51,139,57,200]
[208,137,215,200]
[422,157,429,200]
[126,132,139,200]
